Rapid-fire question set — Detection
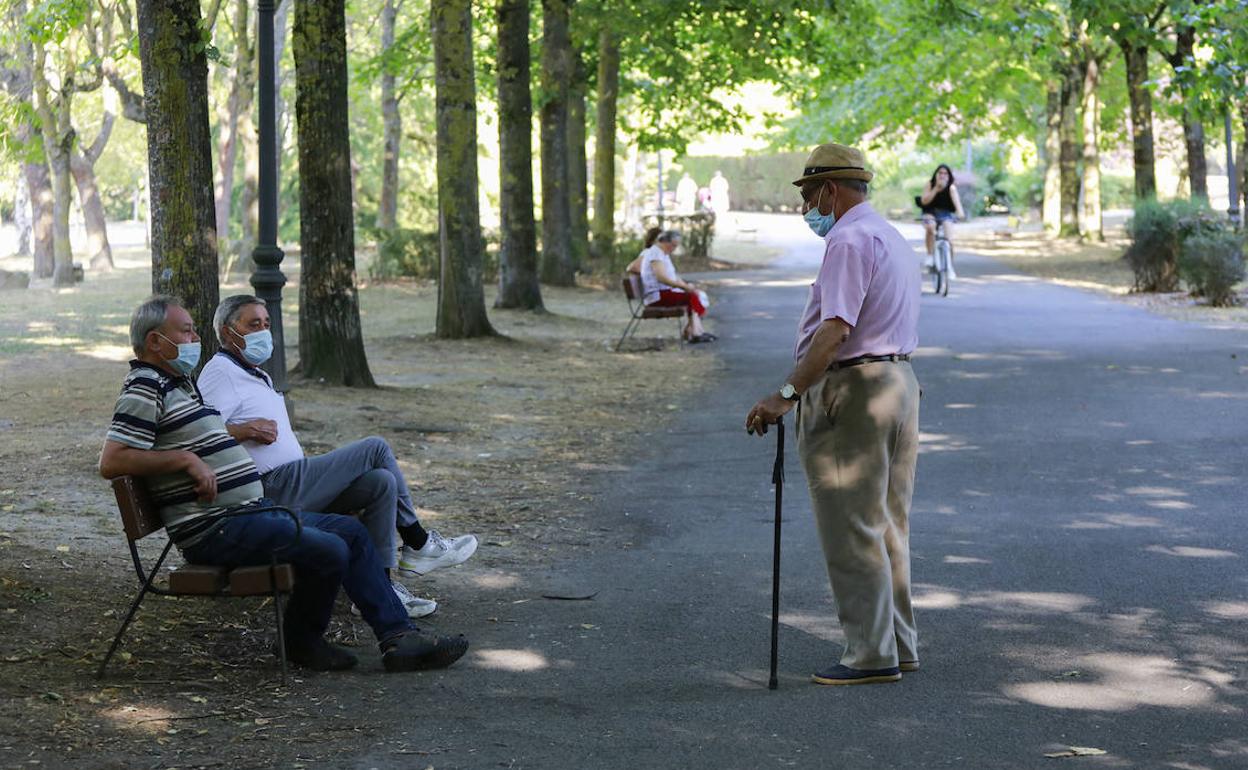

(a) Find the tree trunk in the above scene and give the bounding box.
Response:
[590,29,619,262]
[25,162,54,278]
[539,0,574,286]
[567,48,589,273]
[1058,62,1081,237]
[1121,40,1156,200]
[378,0,400,231]
[1042,82,1061,233]
[70,156,115,271]
[13,169,31,256]
[70,96,118,271]
[1168,25,1207,200]
[136,0,221,357]
[1181,110,1208,201]
[431,0,496,337]
[215,0,253,251]
[1079,55,1103,242]
[293,0,375,386]
[30,46,76,286]
[494,0,543,310]
[233,107,259,275]
[1239,100,1248,218]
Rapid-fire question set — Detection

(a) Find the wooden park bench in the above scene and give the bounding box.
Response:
[615,273,686,351]
[98,476,300,683]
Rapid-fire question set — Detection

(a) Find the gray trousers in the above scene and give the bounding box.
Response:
[260,437,420,569]
[796,361,921,670]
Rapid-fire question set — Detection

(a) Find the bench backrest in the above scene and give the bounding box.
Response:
[111,476,164,542]
[622,274,642,301]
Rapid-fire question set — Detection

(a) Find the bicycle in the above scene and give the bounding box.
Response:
[929,219,952,297]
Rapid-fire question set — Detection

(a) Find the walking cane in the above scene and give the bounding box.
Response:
[768,416,785,690]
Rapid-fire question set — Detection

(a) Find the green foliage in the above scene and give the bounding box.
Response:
[368,227,441,280]
[673,153,805,212]
[1124,198,1224,293]
[1179,229,1246,306]
[641,211,715,260]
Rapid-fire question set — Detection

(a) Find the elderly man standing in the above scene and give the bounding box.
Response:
[99,295,469,672]
[197,295,478,619]
[745,143,921,686]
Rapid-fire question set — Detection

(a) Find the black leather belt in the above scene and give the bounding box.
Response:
[827,353,911,371]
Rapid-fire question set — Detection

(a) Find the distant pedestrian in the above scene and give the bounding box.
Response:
[745,142,922,686]
[676,173,698,215]
[709,170,731,213]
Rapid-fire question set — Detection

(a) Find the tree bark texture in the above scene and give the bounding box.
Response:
[539,0,574,286]
[591,30,619,262]
[1239,101,1248,218]
[30,46,77,286]
[1168,25,1207,200]
[1042,82,1061,234]
[25,162,54,278]
[494,0,543,310]
[136,0,221,353]
[1079,55,1103,242]
[1181,110,1208,200]
[13,169,30,256]
[70,94,118,271]
[293,0,376,385]
[1058,63,1081,237]
[432,0,496,338]
[215,0,255,251]
[1121,40,1156,200]
[567,48,589,273]
[378,0,400,231]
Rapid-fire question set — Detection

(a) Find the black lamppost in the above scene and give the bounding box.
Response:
[251,0,289,391]
[1227,110,1240,228]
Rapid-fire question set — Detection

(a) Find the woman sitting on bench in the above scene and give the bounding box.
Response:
[628,227,716,344]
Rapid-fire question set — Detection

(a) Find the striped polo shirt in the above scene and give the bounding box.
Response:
[106,361,264,547]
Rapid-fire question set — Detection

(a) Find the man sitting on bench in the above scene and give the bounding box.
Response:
[98,295,468,673]
[197,295,478,620]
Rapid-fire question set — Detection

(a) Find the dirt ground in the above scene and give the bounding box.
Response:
[0,240,738,768]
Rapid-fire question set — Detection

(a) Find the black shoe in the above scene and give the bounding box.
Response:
[811,663,901,685]
[381,628,469,672]
[284,637,359,672]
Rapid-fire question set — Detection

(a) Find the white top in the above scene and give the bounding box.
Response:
[638,245,683,305]
[197,352,304,474]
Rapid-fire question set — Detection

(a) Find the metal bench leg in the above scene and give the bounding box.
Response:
[615,315,642,351]
[270,560,288,686]
[97,539,174,679]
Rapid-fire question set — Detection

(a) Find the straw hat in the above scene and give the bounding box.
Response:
[791,143,874,186]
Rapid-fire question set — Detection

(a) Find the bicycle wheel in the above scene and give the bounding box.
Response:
[936,240,951,296]
[928,259,941,294]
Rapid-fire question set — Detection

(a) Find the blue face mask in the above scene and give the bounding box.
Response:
[232,327,273,366]
[803,185,836,237]
[157,333,201,376]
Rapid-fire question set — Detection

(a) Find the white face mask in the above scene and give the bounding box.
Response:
[156,333,201,375]
[231,326,273,366]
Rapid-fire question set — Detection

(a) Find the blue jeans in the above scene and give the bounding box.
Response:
[261,437,421,568]
[183,506,414,649]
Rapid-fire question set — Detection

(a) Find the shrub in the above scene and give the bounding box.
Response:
[367,228,440,280]
[1123,199,1205,292]
[1179,230,1246,306]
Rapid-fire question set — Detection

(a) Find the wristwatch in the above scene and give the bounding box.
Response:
[779,383,800,401]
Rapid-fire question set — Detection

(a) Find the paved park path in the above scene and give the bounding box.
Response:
[366,219,1248,769]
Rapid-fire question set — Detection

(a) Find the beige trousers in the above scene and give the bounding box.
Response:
[796,361,920,670]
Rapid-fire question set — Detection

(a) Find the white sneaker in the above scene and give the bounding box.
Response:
[947,264,957,279]
[391,581,438,618]
[924,255,935,269]
[351,582,438,619]
[398,530,479,575]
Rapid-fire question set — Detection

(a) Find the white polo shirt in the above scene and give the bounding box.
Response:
[197,351,304,474]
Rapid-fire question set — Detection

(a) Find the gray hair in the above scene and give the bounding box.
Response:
[656,229,682,244]
[129,294,182,357]
[831,179,869,196]
[213,295,266,345]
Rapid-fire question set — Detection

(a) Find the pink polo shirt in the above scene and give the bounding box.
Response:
[793,202,920,362]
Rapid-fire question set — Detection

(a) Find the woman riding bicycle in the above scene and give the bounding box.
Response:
[918,164,966,278]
